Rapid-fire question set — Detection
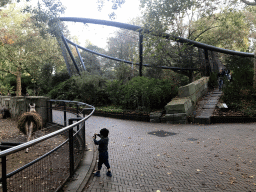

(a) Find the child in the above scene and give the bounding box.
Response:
[93,128,112,177]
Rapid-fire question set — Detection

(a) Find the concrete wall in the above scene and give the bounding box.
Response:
[0,96,49,125]
[150,77,209,124]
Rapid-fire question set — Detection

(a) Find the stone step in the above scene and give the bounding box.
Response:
[194,89,222,124]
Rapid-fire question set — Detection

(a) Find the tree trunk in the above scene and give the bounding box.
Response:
[16,70,22,96]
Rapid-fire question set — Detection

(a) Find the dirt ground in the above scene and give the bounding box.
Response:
[0,115,67,176]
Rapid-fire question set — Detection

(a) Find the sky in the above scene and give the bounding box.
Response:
[59,0,142,49]
[13,0,141,49]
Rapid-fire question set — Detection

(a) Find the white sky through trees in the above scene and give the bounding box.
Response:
[60,0,141,49]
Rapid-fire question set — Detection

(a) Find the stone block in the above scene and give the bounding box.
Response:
[166,120,187,124]
[150,112,162,123]
[178,77,209,105]
[163,113,187,121]
[178,83,195,98]
[165,98,193,115]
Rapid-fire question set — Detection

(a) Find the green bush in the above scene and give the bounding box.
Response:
[208,72,218,89]
[107,76,178,111]
[221,55,256,116]
[47,74,178,112]
[47,78,77,100]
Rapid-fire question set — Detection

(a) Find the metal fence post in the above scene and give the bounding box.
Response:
[139,32,143,77]
[49,101,53,123]
[64,102,67,127]
[254,52,256,89]
[69,120,74,177]
[2,156,7,192]
[82,121,86,151]
[204,49,210,76]
[76,104,79,131]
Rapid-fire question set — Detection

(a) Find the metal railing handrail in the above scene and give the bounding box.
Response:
[0,100,95,158]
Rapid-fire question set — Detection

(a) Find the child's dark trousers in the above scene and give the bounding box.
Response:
[98,151,110,170]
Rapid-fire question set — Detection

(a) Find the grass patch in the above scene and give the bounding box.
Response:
[96,106,124,113]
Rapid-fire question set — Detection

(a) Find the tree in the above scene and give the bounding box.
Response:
[97,0,126,19]
[140,0,252,82]
[0,0,30,7]
[106,28,139,80]
[191,8,250,51]
[0,3,64,96]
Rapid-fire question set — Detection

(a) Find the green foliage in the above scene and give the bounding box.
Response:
[96,106,124,113]
[74,72,109,106]
[107,76,178,111]
[221,55,256,116]
[47,78,77,100]
[47,74,178,112]
[51,71,70,87]
[37,63,53,95]
[48,72,109,106]
[208,72,218,89]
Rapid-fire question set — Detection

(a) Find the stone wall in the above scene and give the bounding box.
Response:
[0,96,49,125]
[150,77,209,124]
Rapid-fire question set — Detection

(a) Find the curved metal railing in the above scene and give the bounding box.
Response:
[0,100,95,192]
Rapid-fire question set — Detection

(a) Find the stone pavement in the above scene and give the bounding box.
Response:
[80,116,256,192]
[194,89,222,124]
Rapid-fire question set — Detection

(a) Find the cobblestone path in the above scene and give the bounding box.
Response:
[84,116,256,192]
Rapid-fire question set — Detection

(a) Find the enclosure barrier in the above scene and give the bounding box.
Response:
[0,100,94,192]
[58,17,254,78]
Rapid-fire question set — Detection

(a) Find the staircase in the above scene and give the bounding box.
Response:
[194,89,222,124]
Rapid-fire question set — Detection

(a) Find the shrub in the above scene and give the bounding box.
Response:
[221,55,256,116]
[47,74,178,112]
[208,72,218,89]
[112,76,178,111]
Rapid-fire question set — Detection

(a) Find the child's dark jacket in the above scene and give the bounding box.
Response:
[93,135,109,153]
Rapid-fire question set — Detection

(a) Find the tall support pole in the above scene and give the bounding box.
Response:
[204,49,210,76]
[64,102,67,127]
[139,32,143,77]
[61,34,81,75]
[254,52,256,90]
[75,45,86,71]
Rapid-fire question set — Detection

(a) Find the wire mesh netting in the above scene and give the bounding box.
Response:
[6,141,69,192]
[0,100,91,192]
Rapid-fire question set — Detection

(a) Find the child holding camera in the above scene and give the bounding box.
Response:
[93,128,112,177]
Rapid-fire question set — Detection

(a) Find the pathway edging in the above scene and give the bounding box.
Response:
[64,136,98,192]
